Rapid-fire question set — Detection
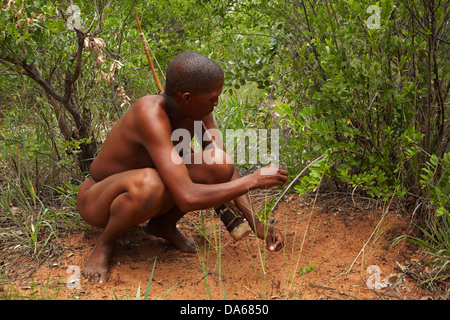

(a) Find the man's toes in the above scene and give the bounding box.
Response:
[180,240,196,253]
[99,271,108,283]
[83,268,108,283]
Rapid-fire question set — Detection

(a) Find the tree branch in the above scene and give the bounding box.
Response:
[63,29,85,104]
[19,60,65,103]
[92,0,115,37]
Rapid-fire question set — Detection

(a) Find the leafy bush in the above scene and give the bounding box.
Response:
[210,0,449,284]
[214,0,448,206]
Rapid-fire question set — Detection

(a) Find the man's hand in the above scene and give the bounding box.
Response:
[252,164,288,189]
[247,164,286,251]
[265,225,283,252]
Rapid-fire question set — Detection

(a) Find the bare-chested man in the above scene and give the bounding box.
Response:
[76,51,288,283]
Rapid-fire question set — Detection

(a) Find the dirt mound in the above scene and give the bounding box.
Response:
[3,194,428,300]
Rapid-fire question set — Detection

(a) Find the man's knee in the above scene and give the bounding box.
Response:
[129,168,166,211]
[203,148,234,184]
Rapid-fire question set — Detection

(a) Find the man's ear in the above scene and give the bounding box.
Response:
[181,92,192,104]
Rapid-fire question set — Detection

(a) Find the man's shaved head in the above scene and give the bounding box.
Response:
[165,51,224,96]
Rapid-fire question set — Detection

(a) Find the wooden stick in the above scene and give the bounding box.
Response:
[134,9,163,92]
[271,154,325,212]
[134,9,220,158]
[134,10,215,144]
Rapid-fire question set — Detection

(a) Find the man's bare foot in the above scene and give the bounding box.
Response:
[83,241,115,283]
[147,220,196,253]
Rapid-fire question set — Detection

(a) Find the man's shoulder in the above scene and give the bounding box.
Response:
[133,95,165,111]
[131,95,167,120]
[129,95,170,136]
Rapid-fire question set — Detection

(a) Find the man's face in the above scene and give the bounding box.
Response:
[188,81,223,120]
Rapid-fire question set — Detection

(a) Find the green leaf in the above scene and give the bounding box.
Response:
[298,264,316,275]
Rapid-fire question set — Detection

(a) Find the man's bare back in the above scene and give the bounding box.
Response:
[90,95,178,182]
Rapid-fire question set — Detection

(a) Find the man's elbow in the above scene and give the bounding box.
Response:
[177,201,193,213]
[175,194,198,213]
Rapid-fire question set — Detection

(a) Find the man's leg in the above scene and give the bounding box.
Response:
[146,148,235,248]
[77,168,168,283]
[77,149,234,283]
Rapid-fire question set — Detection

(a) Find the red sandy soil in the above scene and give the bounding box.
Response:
[2,193,430,300]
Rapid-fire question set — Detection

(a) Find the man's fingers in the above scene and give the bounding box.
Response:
[257,165,289,188]
[267,228,283,252]
[268,239,282,252]
[271,166,288,178]
[278,169,288,184]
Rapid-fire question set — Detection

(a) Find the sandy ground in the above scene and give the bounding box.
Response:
[2,193,429,300]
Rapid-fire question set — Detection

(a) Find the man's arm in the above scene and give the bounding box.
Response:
[135,99,287,213]
[201,114,284,251]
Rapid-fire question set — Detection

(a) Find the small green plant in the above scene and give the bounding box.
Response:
[189,209,228,299]
[0,274,60,300]
[298,264,316,276]
[419,153,450,218]
[135,258,157,300]
[406,221,449,283]
[51,181,86,229]
[416,153,449,282]
[134,258,178,300]
[257,196,276,224]
[394,152,450,287]
[0,172,58,259]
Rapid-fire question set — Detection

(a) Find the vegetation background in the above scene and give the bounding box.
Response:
[0,0,448,297]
